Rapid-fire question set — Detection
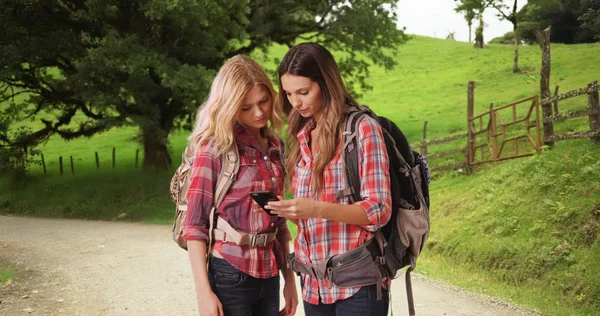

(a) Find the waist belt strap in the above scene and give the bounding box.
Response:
[213,217,278,247]
[286,253,331,280]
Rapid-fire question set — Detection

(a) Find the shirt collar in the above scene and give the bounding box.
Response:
[234,122,281,155]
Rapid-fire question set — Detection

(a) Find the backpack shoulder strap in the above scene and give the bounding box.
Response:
[207,142,240,259]
[213,142,240,208]
[338,105,368,203]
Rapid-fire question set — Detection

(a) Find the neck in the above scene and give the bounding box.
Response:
[248,127,265,140]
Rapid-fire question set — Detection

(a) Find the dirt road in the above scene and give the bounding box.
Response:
[0,216,538,316]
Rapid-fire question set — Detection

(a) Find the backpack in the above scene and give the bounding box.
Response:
[169,142,240,250]
[343,105,430,315]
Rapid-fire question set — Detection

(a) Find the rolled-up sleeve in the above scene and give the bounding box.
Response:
[183,142,221,242]
[354,117,392,232]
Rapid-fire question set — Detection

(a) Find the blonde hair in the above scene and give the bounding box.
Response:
[189,55,284,154]
[278,43,358,196]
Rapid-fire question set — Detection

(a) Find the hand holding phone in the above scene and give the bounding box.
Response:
[249,191,280,216]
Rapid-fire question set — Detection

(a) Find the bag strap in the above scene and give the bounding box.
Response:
[338,106,366,203]
[207,143,240,261]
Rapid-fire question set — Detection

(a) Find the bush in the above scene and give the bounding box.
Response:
[489,31,518,45]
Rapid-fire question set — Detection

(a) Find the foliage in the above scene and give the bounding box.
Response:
[0,0,408,170]
[0,112,41,187]
[489,31,518,44]
[518,0,600,44]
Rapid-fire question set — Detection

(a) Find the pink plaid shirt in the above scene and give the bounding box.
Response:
[292,115,392,304]
[183,124,291,278]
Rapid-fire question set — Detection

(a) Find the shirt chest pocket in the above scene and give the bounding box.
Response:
[294,162,312,195]
[233,156,266,191]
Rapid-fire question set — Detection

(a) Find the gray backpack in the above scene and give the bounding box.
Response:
[287,105,431,316]
[169,143,240,250]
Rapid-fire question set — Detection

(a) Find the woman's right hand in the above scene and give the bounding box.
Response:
[198,289,223,316]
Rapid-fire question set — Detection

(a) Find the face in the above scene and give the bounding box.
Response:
[280,74,323,119]
[236,85,272,133]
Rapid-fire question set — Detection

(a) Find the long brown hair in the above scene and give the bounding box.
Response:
[278,43,358,195]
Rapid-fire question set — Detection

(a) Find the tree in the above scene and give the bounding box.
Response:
[454,0,488,47]
[474,15,486,48]
[486,0,520,72]
[518,0,599,44]
[578,0,600,41]
[0,0,408,170]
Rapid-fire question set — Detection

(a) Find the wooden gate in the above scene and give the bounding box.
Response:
[468,96,542,165]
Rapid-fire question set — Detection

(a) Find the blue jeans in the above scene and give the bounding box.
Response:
[208,256,280,316]
[302,284,389,316]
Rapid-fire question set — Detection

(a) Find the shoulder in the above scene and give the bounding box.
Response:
[356,114,384,138]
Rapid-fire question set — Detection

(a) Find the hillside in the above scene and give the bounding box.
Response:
[2,36,600,314]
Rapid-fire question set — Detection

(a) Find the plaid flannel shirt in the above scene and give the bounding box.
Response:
[183,124,290,278]
[292,116,392,304]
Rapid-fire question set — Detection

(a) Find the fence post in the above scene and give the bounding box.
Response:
[41,153,47,176]
[466,81,475,174]
[112,147,116,169]
[553,85,560,114]
[421,121,428,157]
[95,152,100,170]
[70,156,75,175]
[59,156,63,176]
[536,26,554,147]
[588,82,600,143]
[489,103,498,159]
[135,149,140,169]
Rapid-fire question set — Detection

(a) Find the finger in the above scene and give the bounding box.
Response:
[291,299,298,315]
[218,302,224,316]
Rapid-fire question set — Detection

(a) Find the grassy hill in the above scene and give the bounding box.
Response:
[2,36,599,314]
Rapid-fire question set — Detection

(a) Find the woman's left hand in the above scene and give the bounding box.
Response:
[265,198,320,220]
[279,276,298,316]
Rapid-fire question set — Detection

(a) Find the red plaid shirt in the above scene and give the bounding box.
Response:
[183,124,290,278]
[292,116,392,304]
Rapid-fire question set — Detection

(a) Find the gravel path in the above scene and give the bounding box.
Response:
[0,215,539,316]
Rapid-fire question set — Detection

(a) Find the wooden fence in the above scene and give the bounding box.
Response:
[420,79,599,174]
[40,148,141,176]
[540,81,600,143]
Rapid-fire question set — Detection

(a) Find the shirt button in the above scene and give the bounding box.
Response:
[271,223,275,227]
[263,156,269,161]
[253,159,257,164]
[271,177,277,182]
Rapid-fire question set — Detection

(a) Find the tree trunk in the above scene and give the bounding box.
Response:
[513,29,519,73]
[474,17,485,48]
[468,24,472,43]
[141,125,172,170]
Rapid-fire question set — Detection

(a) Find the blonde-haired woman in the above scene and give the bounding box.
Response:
[184,55,298,316]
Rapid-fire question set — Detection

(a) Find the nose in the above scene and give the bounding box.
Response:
[254,105,265,117]
[289,95,301,108]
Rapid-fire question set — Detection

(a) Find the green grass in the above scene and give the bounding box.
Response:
[418,140,600,315]
[2,36,600,314]
[0,264,15,285]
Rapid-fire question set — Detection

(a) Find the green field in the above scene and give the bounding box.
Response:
[1,36,600,314]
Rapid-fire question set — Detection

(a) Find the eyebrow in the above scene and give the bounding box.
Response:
[242,95,269,107]
[283,87,310,93]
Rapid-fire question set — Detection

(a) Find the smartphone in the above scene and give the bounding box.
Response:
[249,191,280,215]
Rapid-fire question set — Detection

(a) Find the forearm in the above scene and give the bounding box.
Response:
[187,240,212,295]
[279,238,295,281]
[316,202,370,225]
